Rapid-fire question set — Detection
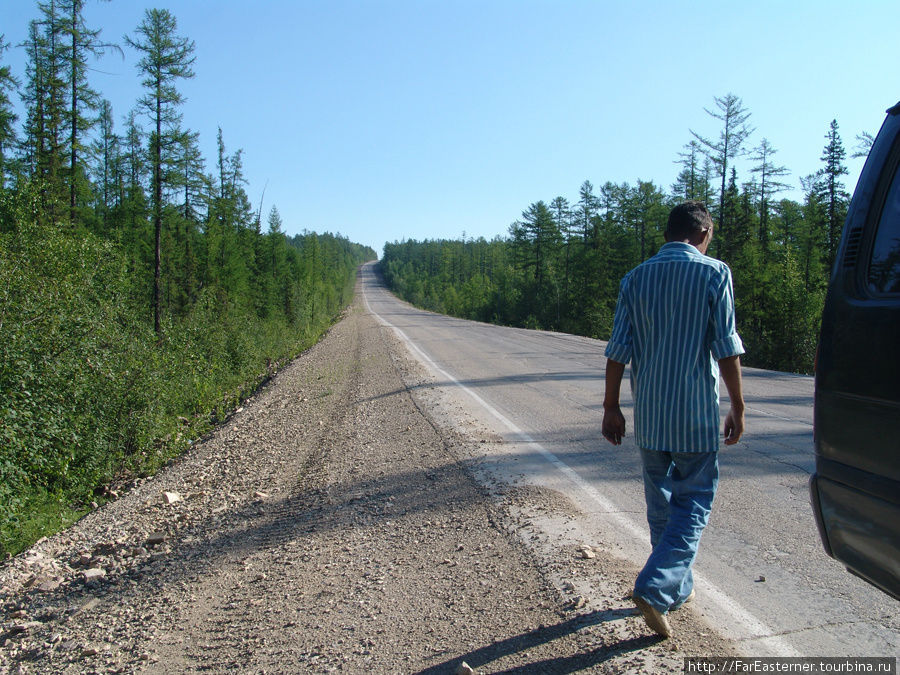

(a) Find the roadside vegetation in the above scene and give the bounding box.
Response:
[382,95,862,376]
[0,8,375,555]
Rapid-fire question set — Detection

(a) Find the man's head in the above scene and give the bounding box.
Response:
[665,201,713,253]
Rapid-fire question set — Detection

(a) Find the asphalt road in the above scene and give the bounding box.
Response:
[361,262,899,659]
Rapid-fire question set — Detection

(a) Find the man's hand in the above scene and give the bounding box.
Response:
[602,359,627,445]
[602,405,626,445]
[723,407,744,445]
[719,355,745,446]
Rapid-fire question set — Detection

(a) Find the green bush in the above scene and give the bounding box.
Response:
[0,210,372,555]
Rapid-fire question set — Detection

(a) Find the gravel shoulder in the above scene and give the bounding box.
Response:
[1,279,737,673]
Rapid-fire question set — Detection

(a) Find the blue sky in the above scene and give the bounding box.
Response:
[2,1,897,256]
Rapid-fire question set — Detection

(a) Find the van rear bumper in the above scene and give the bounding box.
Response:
[809,470,900,601]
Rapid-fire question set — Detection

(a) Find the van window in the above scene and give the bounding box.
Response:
[867,161,900,295]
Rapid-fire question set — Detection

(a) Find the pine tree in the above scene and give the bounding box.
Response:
[509,201,562,325]
[749,138,790,249]
[624,180,667,262]
[521,201,561,287]
[672,140,704,201]
[23,6,69,223]
[690,93,754,243]
[90,98,116,232]
[126,8,195,333]
[61,0,119,226]
[576,180,599,242]
[206,128,255,309]
[851,131,875,159]
[798,173,828,291]
[117,109,150,280]
[163,130,204,315]
[718,168,742,264]
[594,181,636,327]
[122,109,145,199]
[550,195,574,314]
[266,206,287,314]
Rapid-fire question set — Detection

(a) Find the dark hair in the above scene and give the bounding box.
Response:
[665,201,713,240]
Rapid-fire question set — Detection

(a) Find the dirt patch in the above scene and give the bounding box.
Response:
[502,485,584,520]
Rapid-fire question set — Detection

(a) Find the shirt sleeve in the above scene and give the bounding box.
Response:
[604,276,633,364]
[709,265,745,360]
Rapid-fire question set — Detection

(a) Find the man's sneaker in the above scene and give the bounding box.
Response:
[632,594,672,638]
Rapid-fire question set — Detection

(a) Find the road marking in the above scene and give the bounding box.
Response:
[744,405,813,426]
[363,274,800,656]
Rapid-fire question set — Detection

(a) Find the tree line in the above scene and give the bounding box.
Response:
[382,94,866,376]
[0,5,375,554]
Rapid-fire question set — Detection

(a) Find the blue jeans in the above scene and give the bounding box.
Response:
[633,448,719,612]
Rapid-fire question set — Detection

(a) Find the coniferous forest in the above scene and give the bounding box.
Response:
[381,95,862,379]
[0,7,375,553]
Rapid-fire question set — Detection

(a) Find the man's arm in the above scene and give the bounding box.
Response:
[601,359,627,445]
[719,354,745,445]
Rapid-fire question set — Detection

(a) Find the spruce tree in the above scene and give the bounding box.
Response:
[819,119,849,269]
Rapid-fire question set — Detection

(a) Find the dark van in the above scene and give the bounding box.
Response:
[810,100,900,601]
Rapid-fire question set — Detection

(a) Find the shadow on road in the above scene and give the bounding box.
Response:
[413,608,663,675]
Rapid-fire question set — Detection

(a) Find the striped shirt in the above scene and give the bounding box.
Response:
[604,242,745,452]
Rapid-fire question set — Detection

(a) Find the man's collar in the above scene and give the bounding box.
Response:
[660,241,700,252]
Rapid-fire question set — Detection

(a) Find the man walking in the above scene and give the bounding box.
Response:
[601,200,745,638]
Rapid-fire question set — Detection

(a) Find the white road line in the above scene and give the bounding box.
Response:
[744,405,813,426]
[363,276,800,656]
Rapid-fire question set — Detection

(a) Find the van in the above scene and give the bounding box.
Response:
[809,100,900,601]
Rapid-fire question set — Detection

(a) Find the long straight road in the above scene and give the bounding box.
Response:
[361,262,899,659]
